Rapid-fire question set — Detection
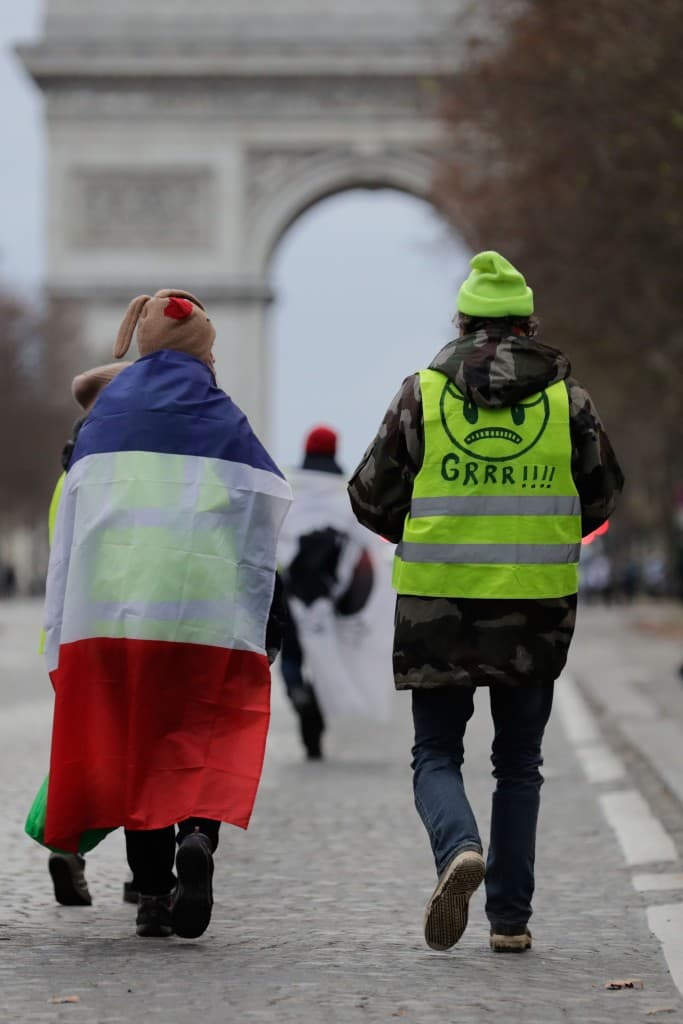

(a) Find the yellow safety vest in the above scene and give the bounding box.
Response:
[39,472,66,655]
[48,472,66,546]
[392,370,581,599]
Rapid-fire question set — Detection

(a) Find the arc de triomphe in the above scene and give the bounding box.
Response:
[20,0,467,436]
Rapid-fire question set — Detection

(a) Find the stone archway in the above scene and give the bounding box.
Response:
[245,149,434,273]
[242,150,435,439]
[19,0,462,437]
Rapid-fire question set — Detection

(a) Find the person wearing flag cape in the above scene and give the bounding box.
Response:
[42,289,292,939]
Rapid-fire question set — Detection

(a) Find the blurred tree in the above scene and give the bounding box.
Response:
[433,0,683,551]
[0,289,85,546]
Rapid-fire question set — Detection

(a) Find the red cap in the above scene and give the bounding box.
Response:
[305,425,337,456]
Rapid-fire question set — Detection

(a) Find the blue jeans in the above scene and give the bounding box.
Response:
[411,683,554,928]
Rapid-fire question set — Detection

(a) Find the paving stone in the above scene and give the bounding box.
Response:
[0,599,681,1023]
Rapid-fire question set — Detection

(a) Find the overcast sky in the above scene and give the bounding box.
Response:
[0,1,44,293]
[0,1,471,469]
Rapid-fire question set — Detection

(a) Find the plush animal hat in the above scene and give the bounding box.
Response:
[71,361,133,413]
[113,288,216,365]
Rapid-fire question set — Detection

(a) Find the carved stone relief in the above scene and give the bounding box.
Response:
[69,168,214,249]
[244,145,434,219]
[45,77,441,122]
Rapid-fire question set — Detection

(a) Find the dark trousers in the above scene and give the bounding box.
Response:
[280,597,325,757]
[411,683,554,928]
[125,818,220,896]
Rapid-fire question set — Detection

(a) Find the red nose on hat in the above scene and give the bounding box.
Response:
[305,425,337,456]
[164,296,194,320]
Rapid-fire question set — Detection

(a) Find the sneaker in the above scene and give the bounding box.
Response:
[489,925,532,953]
[171,832,214,939]
[424,850,485,951]
[136,894,173,938]
[122,876,139,905]
[48,852,92,907]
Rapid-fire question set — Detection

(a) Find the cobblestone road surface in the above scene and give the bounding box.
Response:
[0,599,682,1023]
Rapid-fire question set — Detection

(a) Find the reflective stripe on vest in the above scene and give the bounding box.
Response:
[392,370,581,600]
[410,495,581,518]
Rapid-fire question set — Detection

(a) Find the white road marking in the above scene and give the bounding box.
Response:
[541,666,683,998]
[556,672,601,744]
[574,741,626,784]
[647,903,683,996]
[556,674,626,782]
[599,790,678,866]
[633,873,683,892]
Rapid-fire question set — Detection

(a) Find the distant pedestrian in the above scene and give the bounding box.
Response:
[42,290,291,939]
[278,426,391,758]
[0,563,17,598]
[44,361,131,908]
[348,252,624,952]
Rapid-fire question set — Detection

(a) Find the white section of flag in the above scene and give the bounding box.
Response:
[44,450,292,671]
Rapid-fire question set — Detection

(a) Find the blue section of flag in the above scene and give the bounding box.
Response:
[71,351,284,478]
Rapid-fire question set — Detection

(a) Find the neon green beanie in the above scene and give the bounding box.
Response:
[457,251,534,317]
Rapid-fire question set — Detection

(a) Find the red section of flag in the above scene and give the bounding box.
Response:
[45,638,271,852]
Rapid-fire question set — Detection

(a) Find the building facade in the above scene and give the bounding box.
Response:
[19,0,474,434]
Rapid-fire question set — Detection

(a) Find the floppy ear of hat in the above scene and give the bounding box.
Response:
[113,288,216,365]
[305,425,338,456]
[71,361,133,412]
[457,251,533,317]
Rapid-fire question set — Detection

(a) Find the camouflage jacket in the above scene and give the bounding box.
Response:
[348,329,625,689]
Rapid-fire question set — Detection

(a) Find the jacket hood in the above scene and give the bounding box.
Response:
[302,452,344,475]
[429,329,571,409]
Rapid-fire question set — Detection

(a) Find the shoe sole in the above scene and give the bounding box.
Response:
[424,852,485,951]
[490,933,532,953]
[136,922,173,938]
[48,857,92,907]
[171,838,214,939]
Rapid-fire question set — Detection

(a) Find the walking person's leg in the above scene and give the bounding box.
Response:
[125,826,176,937]
[176,817,220,851]
[486,682,554,952]
[172,818,220,939]
[411,687,485,950]
[280,601,325,760]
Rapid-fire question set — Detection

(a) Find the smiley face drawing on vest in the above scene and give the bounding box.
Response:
[439,384,549,462]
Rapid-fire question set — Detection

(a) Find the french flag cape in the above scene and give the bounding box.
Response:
[43,351,292,852]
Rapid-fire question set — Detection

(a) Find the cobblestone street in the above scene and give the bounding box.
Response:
[1,599,682,1023]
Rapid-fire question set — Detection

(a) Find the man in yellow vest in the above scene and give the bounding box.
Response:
[348,252,624,953]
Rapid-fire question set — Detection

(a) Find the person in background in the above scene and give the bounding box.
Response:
[45,362,131,908]
[279,426,375,759]
[348,251,624,954]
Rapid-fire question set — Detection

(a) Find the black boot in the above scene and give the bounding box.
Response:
[136,894,173,937]
[297,686,325,760]
[48,852,92,906]
[171,831,214,939]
